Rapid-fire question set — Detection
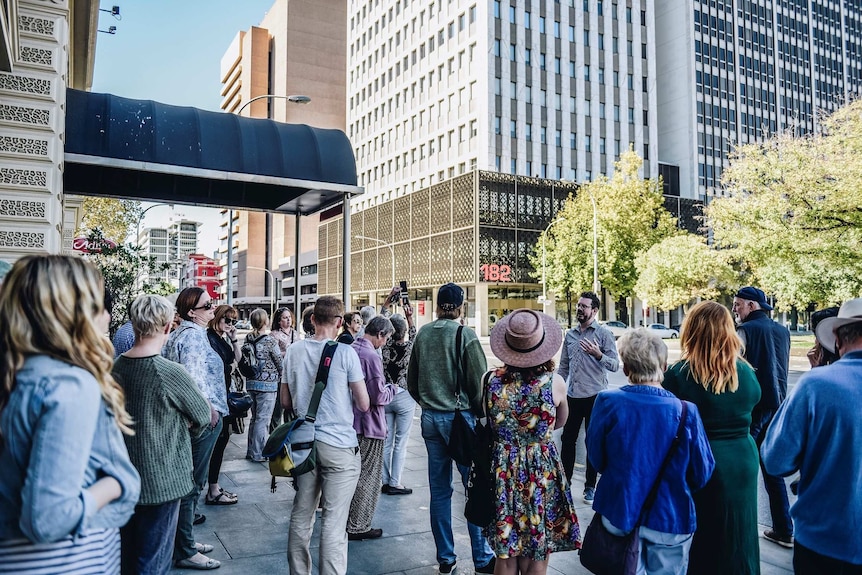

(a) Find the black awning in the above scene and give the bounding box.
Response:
[63,89,361,214]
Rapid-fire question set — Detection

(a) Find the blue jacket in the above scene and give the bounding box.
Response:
[0,356,140,542]
[761,350,862,565]
[737,310,790,411]
[587,385,714,535]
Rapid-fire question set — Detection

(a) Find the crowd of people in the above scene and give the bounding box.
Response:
[0,254,859,575]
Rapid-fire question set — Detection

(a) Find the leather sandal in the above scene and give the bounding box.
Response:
[205,491,237,506]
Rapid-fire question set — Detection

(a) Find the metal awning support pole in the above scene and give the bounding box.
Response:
[294,211,301,326]
[226,209,233,305]
[342,195,351,305]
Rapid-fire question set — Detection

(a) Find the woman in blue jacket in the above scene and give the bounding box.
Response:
[587,328,714,575]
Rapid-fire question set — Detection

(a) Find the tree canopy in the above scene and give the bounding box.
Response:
[533,150,679,302]
[634,233,737,311]
[708,99,862,308]
[78,198,143,243]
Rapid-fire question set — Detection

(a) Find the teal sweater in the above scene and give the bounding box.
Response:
[113,355,211,505]
[407,320,487,413]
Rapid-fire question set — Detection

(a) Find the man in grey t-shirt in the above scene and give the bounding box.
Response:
[557,291,619,503]
[281,296,369,575]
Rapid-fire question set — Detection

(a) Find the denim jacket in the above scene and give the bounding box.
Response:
[0,355,140,543]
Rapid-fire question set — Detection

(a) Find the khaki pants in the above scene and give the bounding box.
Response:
[288,441,361,575]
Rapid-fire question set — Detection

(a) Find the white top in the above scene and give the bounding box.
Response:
[282,339,363,449]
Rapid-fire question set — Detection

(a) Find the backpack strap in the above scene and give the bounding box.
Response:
[454,325,465,408]
[304,340,339,423]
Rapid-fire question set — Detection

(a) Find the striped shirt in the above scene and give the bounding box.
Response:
[0,528,120,574]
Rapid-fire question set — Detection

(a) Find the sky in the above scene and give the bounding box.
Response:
[90,0,274,255]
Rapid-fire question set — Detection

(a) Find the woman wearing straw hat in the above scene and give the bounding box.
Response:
[486,309,581,574]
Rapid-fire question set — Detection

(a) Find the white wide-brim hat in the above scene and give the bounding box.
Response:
[815,298,862,354]
[490,309,563,368]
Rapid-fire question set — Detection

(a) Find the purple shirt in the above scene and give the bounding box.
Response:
[351,337,394,439]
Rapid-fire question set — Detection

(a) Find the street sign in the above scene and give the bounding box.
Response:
[72,236,117,253]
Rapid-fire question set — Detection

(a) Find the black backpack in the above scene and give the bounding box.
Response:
[238,335,264,380]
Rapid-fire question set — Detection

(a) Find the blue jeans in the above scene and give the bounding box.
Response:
[383,390,416,487]
[174,416,222,561]
[421,409,494,568]
[751,408,793,537]
[247,390,277,460]
[121,499,180,575]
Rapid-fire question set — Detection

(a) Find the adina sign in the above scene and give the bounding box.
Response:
[72,237,118,253]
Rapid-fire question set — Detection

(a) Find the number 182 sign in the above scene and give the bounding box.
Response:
[479,263,512,282]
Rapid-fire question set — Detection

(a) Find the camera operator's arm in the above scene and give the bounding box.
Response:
[380,286,401,317]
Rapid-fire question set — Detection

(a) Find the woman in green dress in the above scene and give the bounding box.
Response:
[662,301,761,574]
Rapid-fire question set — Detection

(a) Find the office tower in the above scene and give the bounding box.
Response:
[348,0,658,210]
[138,219,200,288]
[656,0,862,199]
[219,0,347,314]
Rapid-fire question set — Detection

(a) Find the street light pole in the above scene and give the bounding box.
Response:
[541,217,566,314]
[135,202,174,248]
[355,235,396,291]
[235,94,311,116]
[246,266,276,321]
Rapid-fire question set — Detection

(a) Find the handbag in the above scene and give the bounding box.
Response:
[464,371,495,527]
[262,340,338,492]
[580,401,688,575]
[227,391,253,417]
[447,326,478,467]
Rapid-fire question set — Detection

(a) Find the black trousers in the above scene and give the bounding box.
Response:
[560,394,598,488]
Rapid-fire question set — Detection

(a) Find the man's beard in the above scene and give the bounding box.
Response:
[577,311,587,322]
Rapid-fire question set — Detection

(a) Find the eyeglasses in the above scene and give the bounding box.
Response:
[194,300,214,311]
[223,318,237,325]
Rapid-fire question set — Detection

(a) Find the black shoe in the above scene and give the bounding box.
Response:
[439,561,456,574]
[193,513,206,525]
[386,485,413,495]
[763,529,793,548]
[347,528,383,541]
[381,484,390,494]
[476,557,496,573]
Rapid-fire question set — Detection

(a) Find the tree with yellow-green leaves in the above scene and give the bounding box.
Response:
[707,99,862,308]
[635,233,738,311]
[533,150,679,322]
[77,198,143,243]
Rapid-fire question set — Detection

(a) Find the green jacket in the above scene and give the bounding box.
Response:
[407,319,487,413]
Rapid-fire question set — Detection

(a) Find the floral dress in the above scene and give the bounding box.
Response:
[484,370,580,560]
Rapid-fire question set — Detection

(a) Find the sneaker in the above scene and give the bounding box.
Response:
[763,529,793,548]
[347,528,383,541]
[476,557,496,573]
[439,561,456,574]
[583,486,596,503]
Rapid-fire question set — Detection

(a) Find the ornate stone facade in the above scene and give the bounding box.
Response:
[0,1,68,259]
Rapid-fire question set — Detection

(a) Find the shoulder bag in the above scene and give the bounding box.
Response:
[464,371,495,527]
[579,401,688,575]
[447,325,478,467]
[262,340,338,492]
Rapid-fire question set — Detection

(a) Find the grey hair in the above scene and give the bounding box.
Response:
[130,294,174,339]
[617,328,668,384]
[365,315,394,337]
[359,305,377,324]
[389,314,408,341]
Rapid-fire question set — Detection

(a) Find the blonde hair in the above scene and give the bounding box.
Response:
[0,256,133,439]
[679,301,741,394]
[250,308,269,334]
[130,294,174,339]
[617,328,668,383]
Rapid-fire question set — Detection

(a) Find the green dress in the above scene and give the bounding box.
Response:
[663,359,761,575]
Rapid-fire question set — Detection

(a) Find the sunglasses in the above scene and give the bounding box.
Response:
[194,300,214,311]
[224,318,237,325]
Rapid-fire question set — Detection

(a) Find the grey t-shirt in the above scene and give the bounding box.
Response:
[282,339,364,449]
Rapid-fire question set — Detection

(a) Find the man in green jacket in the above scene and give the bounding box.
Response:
[407,283,495,575]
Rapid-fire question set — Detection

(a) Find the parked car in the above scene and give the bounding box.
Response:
[647,323,679,339]
[601,320,631,339]
[235,320,251,330]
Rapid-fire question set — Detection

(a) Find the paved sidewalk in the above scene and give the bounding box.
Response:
[176,411,794,575]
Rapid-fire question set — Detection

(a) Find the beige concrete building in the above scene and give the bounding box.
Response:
[0,0,97,263]
[218,0,347,314]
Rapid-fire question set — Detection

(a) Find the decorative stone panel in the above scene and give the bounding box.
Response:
[0,72,53,98]
[0,230,46,249]
[0,167,48,188]
[19,45,54,67]
[18,15,56,38]
[0,135,50,157]
[0,198,47,219]
[0,104,52,127]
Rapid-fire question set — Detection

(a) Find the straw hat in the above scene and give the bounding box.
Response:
[815,298,862,354]
[490,309,562,368]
